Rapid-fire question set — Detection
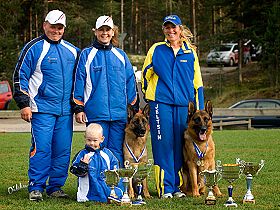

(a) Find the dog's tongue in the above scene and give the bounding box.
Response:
[199,133,207,141]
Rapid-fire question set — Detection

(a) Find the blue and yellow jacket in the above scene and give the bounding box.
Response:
[73,40,137,122]
[142,40,204,109]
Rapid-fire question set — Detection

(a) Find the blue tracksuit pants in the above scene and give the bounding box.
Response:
[28,113,73,194]
[149,101,188,197]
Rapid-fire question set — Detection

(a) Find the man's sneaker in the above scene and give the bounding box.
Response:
[173,191,186,198]
[161,193,173,199]
[48,190,69,198]
[29,190,43,201]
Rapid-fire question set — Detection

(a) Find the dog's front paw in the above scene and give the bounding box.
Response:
[192,192,200,197]
[143,192,151,199]
[128,189,135,199]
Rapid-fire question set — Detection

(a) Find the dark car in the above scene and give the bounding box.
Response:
[0,80,12,110]
[229,99,280,128]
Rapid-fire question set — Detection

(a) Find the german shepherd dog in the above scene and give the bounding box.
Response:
[123,104,151,199]
[181,101,222,197]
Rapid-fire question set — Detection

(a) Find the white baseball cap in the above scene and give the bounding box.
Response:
[95,16,114,29]
[45,10,66,27]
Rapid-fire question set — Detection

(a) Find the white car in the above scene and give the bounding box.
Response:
[133,66,142,83]
[206,43,238,67]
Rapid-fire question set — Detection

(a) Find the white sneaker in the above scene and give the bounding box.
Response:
[173,191,186,198]
[161,193,173,199]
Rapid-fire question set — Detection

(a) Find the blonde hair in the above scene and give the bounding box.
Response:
[111,25,119,47]
[85,123,103,138]
[179,25,197,50]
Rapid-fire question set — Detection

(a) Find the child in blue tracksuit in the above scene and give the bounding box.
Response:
[70,123,123,202]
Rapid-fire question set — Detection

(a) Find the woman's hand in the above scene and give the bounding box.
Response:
[75,112,86,124]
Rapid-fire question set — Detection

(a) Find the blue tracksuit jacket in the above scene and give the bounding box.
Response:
[13,34,79,115]
[72,40,137,122]
[70,145,122,202]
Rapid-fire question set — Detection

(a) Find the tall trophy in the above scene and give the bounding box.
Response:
[132,159,153,205]
[236,158,264,204]
[200,169,221,205]
[118,160,137,206]
[216,160,243,207]
[104,166,120,203]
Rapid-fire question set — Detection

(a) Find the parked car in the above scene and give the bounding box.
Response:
[206,43,239,67]
[0,80,12,110]
[229,99,280,128]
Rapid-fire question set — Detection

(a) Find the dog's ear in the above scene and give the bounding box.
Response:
[205,100,213,119]
[188,101,196,122]
[127,104,137,122]
[142,104,150,120]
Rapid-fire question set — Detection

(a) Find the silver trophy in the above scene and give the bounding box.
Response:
[236,158,264,204]
[216,160,243,207]
[104,166,120,203]
[200,169,221,205]
[132,159,153,205]
[118,160,137,206]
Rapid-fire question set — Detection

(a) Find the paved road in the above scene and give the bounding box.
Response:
[0,118,86,133]
[201,66,236,76]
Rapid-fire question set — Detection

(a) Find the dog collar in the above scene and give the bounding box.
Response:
[193,141,208,160]
[125,141,146,163]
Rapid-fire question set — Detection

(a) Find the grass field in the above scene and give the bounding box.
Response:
[0,129,280,210]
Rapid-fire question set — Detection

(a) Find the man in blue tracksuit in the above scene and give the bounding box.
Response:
[73,16,138,167]
[13,10,80,201]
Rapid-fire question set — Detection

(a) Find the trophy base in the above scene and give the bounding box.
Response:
[132,200,146,205]
[224,202,238,207]
[243,199,255,204]
[205,198,216,205]
[108,196,121,204]
[120,201,132,206]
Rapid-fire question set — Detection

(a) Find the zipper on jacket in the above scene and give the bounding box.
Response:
[57,44,65,116]
[104,50,112,120]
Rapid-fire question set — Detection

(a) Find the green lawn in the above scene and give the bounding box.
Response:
[0,129,280,209]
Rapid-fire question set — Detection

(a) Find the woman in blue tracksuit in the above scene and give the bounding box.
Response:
[73,16,138,167]
[142,15,204,198]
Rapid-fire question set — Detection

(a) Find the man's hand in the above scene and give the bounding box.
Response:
[20,107,32,122]
[75,112,86,124]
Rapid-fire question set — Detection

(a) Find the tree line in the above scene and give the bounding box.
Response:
[0,0,279,88]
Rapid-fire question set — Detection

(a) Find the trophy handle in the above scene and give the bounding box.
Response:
[124,160,130,168]
[256,160,264,175]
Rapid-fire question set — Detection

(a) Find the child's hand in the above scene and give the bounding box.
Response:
[81,154,90,164]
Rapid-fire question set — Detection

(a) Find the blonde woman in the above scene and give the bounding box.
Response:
[142,14,204,198]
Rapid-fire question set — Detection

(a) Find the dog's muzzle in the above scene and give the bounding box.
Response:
[198,126,207,141]
[133,127,146,137]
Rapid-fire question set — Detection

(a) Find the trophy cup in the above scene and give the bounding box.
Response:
[216,160,243,207]
[118,160,137,206]
[200,169,221,205]
[104,167,120,203]
[132,159,153,205]
[236,158,264,204]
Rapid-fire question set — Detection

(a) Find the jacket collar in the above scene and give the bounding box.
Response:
[92,39,113,50]
[85,144,104,153]
[42,34,62,44]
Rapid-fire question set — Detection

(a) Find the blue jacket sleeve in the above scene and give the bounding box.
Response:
[72,50,87,113]
[124,53,137,105]
[13,44,38,109]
